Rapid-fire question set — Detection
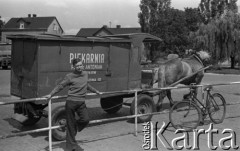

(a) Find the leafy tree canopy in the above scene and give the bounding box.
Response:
[138,0,202,59]
[199,0,238,24]
[191,0,240,68]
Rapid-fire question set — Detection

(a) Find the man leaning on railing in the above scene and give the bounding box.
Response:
[45,58,102,151]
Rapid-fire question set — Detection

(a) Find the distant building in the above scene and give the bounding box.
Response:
[1,14,64,43]
[76,25,141,37]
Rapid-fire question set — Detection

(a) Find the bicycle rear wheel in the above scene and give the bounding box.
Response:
[169,101,201,131]
[208,93,226,124]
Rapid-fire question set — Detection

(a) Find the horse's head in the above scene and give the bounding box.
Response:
[187,50,210,66]
[186,49,210,60]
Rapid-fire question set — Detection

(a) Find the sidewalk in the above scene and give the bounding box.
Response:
[0,72,239,151]
[0,102,239,151]
[50,105,240,151]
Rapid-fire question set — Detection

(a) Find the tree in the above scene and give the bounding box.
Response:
[138,0,193,59]
[139,0,171,34]
[199,0,238,24]
[0,16,5,42]
[190,10,240,69]
[185,8,202,32]
[139,0,172,60]
[161,8,189,55]
[0,16,4,28]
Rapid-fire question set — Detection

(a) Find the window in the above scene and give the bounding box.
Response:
[53,24,58,31]
[20,22,24,29]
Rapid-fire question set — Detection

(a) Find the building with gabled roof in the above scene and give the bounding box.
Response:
[76,25,141,37]
[1,14,64,43]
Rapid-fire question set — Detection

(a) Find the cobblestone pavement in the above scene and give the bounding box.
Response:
[0,71,239,151]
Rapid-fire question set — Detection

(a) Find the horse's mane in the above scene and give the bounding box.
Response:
[192,53,204,66]
[184,51,210,67]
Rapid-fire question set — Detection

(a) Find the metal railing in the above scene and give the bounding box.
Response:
[0,81,240,151]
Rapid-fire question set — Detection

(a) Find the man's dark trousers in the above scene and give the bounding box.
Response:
[65,99,89,150]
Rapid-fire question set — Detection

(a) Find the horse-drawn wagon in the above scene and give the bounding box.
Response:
[8,33,162,140]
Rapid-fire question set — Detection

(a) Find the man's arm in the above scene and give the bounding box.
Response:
[49,75,70,97]
[87,83,101,94]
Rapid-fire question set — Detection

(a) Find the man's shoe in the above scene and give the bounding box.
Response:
[199,120,204,126]
[66,145,84,151]
[72,145,84,151]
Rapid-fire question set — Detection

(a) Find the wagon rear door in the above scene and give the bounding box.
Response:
[11,39,24,97]
[11,39,37,98]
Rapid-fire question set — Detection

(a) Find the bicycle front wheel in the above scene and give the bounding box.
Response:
[208,93,226,124]
[169,101,201,131]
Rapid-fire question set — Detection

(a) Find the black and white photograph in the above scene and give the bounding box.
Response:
[0,0,240,150]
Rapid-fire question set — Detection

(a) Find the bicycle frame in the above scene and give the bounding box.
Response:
[170,84,226,131]
[189,86,213,115]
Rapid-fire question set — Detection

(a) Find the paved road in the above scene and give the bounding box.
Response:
[0,70,239,151]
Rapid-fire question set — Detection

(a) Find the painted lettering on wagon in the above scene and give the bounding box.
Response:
[69,53,105,64]
[69,52,105,82]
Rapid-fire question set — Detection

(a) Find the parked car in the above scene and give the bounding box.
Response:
[0,44,11,69]
[0,56,11,69]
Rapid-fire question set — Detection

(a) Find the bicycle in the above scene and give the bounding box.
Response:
[169,84,226,131]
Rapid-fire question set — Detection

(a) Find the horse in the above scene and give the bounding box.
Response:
[155,51,210,111]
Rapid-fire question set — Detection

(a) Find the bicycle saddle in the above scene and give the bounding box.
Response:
[204,85,213,91]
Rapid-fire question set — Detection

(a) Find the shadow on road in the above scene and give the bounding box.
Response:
[2,106,133,140]
[3,117,48,138]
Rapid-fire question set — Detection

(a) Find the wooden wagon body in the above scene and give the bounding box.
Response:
[8,33,162,140]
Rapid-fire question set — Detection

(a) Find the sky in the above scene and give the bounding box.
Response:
[0,0,239,35]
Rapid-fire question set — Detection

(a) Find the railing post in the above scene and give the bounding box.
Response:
[201,86,204,105]
[48,98,52,151]
[134,90,138,136]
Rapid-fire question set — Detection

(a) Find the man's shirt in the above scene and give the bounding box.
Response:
[50,71,98,101]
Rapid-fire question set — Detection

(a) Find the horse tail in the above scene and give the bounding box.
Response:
[156,65,167,111]
[158,65,166,88]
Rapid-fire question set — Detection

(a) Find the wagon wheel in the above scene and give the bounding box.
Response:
[130,94,155,123]
[100,96,123,114]
[52,106,67,141]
